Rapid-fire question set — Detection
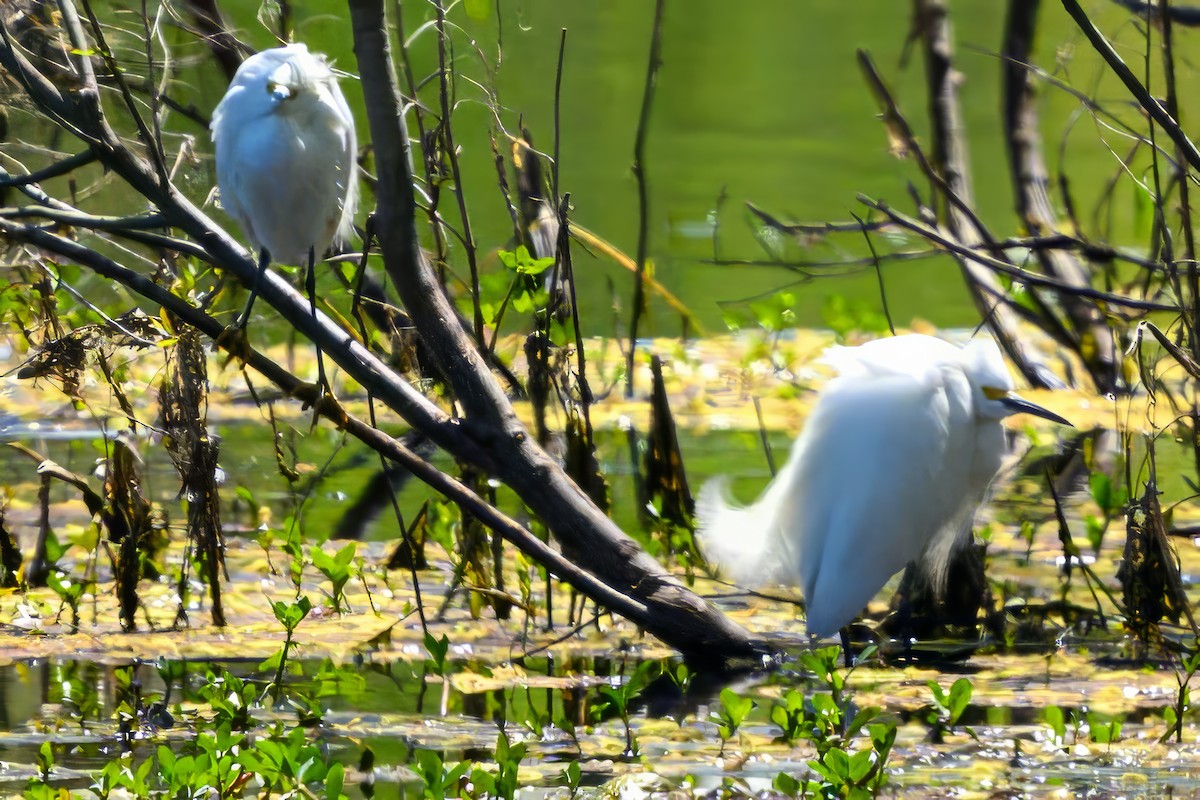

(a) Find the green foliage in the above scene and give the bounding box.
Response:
[1084,471,1128,553]
[83,721,348,799]
[480,246,556,328]
[772,770,801,796]
[820,294,888,340]
[1087,711,1123,746]
[770,688,808,744]
[1163,648,1200,744]
[424,631,452,677]
[412,749,471,800]
[709,687,756,753]
[1044,705,1068,749]
[196,668,257,730]
[261,594,313,704]
[47,570,91,632]
[493,733,526,798]
[924,677,973,742]
[721,290,797,334]
[561,761,582,798]
[498,245,556,277]
[79,659,366,799]
[766,646,897,797]
[310,541,357,612]
[593,660,660,757]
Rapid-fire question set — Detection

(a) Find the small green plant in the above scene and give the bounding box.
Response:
[1163,649,1200,744]
[1043,705,1072,751]
[709,687,756,755]
[37,741,55,782]
[1083,471,1128,553]
[775,646,897,796]
[196,668,256,730]
[561,760,582,798]
[592,660,660,758]
[480,245,556,331]
[91,752,154,799]
[772,770,801,796]
[491,728,526,800]
[424,631,452,677]
[1087,711,1123,747]
[771,688,808,744]
[412,749,470,800]
[263,594,313,704]
[310,541,357,612]
[47,569,90,632]
[923,677,973,743]
[237,724,346,795]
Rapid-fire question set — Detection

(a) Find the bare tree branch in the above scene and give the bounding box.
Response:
[345,0,768,664]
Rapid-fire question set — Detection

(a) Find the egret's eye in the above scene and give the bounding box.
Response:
[981,385,1008,400]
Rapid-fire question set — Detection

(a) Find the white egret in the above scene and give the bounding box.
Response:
[698,334,1071,638]
[210,43,358,383]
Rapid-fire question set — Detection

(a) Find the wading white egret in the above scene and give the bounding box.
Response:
[210,43,358,377]
[698,334,1071,638]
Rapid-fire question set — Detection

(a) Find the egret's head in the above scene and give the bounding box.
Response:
[264,45,335,106]
[962,338,1072,425]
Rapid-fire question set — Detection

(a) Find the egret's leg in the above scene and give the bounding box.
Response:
[306,245,331,397]
[839,627,854,668]
[236,248,271,329]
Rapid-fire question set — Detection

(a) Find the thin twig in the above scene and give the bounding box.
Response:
[552,28,565,206]
[1061,0,1200,172]
[625,0,666,398]
[433,0,482,341]
[860,196,1175,312]
[853,210,894,335]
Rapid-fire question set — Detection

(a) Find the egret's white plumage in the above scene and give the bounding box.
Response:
[211,43,358,268]
[698,334,1069,638]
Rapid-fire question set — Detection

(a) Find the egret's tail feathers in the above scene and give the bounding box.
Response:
[916,508,977,597]
[696,477,782,587]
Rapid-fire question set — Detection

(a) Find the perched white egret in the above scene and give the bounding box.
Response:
[210,43,358,335]
[698,334,1071,638]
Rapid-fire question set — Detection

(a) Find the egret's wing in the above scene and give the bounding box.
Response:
[212,119,271,253]
[326,76,359,247]
[787,364,975,636]
[821,334,961,380]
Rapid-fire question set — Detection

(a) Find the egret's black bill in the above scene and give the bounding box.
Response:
[1001,395,1073,427]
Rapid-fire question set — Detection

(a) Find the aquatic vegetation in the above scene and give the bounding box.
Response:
[4,0,1200,797]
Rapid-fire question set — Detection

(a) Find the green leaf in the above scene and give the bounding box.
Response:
[947,678,973,724]
[424,632,450,675]
[259,646,284,674]
[772,771,800,795]
[1045,705,1066,741]
[718,687,755,726]
[823,747,850,780]
[271,596,313,631]
[563,760,581,789]
[869,722,897,756]
[335,542,357,567]
[848,748,875,783]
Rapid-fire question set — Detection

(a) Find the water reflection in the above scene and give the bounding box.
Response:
[3,644,1200,797]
